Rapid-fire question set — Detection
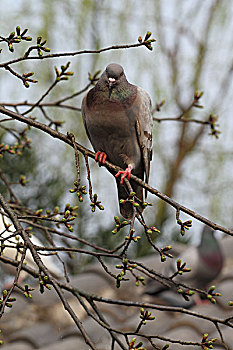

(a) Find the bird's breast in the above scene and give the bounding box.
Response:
[85,103,141,170]
[86,106,132,140]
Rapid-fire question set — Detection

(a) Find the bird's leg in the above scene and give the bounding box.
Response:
[95,151,107,166]
[115,165,132,185]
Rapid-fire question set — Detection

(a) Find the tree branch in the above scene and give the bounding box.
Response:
[0,193,97,349]
[0,105,232,236]
[0,41,152,68]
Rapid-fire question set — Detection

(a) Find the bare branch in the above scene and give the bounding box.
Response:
[0,105,231,236]
[0,40,153,68]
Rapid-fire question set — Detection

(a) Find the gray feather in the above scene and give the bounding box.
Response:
[81,63,153,219]
[145,226,224,306]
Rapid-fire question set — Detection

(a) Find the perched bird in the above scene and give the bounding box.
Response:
[145,225,224,307]
[0,214,61,285]
[82,63,153,219]
[178,225,224,289]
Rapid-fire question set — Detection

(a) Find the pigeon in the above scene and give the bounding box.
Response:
[82,63,153,219]
[145,225,224,306]
[0,213,61,285]
[178,225,224,289]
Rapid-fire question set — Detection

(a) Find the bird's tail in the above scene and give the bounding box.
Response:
[116,180,143,220]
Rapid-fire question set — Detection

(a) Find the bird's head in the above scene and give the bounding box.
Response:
[104,63,126,98]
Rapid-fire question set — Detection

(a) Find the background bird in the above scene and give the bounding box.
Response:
[145,225,224,307]
[0,213,61,287]
[82,63,153,219]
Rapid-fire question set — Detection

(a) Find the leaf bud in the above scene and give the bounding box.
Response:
[176,258,181,269]
[64,210,70,218]
[8,43,14,52]
[54,206,59,214]
[144,31,152,41]
[129,191,136,198]
[202,333,208,341]
[16,26,21,35]
[114,216,120,223]
[67,225,73,232]
[161,254,166,262]
[151,226,160,232]
[24,81,29,88]
[186,290,195,296]
[8,31,15,39]
[208,285,215,292]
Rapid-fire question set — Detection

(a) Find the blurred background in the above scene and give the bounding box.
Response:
[1,0,233,270]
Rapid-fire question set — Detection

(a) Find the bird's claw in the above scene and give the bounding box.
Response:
[95,151,107,166]
[115,167,132,184]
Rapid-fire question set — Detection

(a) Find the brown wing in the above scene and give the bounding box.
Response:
[135,87,153,187]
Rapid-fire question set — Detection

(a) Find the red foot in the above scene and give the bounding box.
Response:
[95,151,107,166]
[115,166,132,184]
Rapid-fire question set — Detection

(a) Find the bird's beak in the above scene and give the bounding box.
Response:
[108,77,115,98]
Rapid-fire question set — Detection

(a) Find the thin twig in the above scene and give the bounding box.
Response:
[0,105,232,236]
[0,168,20,203]
[0,193,97,349]
[22,80,58,115]
[84,152,93,201]
[215,322,229,350]
[0,244,27,317]
[54,82,92,104]
[19,218,120,253]
[86,297,127,350]
[0,101,81,111]
[0,41,151,68]
[68,133,81,184]
[1,254,233,330]
[153,116,210,125]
